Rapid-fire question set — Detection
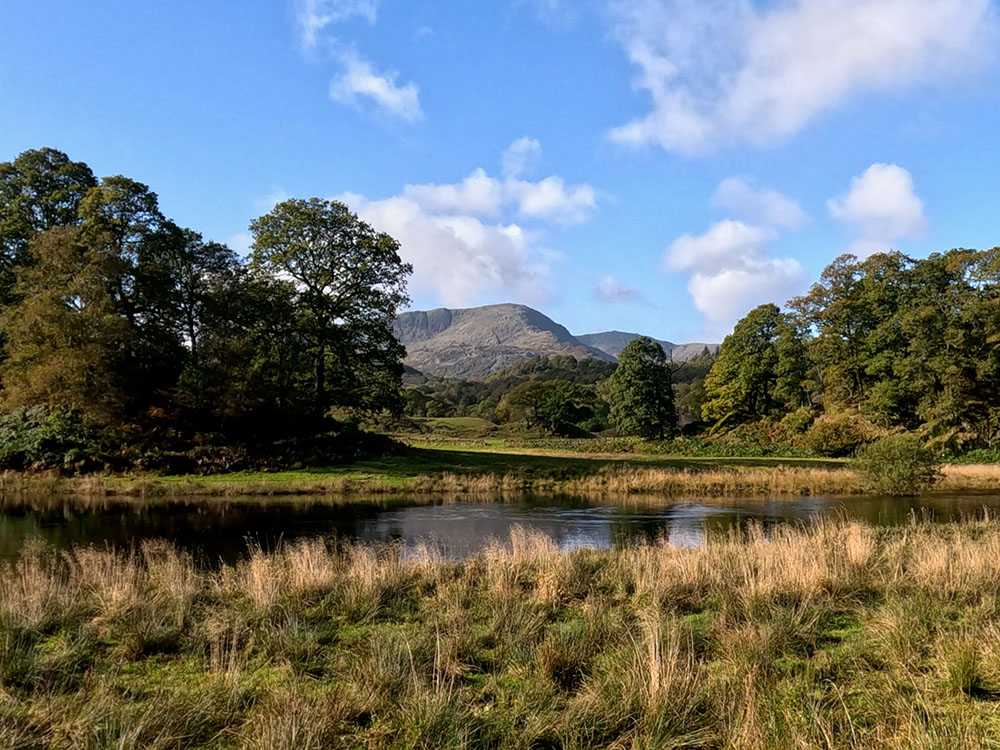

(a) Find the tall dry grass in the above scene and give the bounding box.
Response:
[6,522,1000,746]
[1,461,999,502]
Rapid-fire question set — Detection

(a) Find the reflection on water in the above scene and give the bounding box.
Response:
[2,492,1000,563]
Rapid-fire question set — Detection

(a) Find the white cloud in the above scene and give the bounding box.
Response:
[254,188,292,214]
[344,193,549,306]
[502,137,543,178]
[595,276,641,303]
[338,139,600,306]
[666,219,807,327]
[330,51,423,122]
[610,0,998,154]
[403,169,503,217]
[227,233,253,257]
[506,176,598,225]
[711,177,808,229]
[518,0,578,25]
[297,0,376,51]
[828,163,928,256]
[401,140,598,225]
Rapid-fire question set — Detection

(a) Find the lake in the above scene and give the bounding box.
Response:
[3,491,1000,563]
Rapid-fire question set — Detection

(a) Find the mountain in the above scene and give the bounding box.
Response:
[578,332,719,362]
[394,304,720,379]
[576,331,675,359]
[393,304,615,379]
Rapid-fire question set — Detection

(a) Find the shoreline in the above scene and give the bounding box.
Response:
[0,454,997,499]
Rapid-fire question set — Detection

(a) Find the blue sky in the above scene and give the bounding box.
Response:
[2,0,999,343]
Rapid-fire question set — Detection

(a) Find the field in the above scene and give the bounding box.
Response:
[6,520,1000,748]
[2,442,1000,498]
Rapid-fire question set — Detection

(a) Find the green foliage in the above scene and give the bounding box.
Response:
[250,198,411,419]
[606,337,676,439]
[499,379,597,434]
[0,406,102,471]
[0,148,97,303]
[780,406,816,435]
[0,149,414,470]
[702,303,809,426]
[802,410,884,458]
[852,433,941,496]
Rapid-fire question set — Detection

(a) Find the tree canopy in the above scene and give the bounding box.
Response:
[605,337,676,439]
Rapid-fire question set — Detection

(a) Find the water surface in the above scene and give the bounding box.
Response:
[3,492,1000,563]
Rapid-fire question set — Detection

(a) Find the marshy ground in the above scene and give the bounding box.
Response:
[3,443,1000,499]
[6,520,1000,747]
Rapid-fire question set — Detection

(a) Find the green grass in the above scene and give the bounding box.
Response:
[6,521,1000,748]
[161,444,845,486]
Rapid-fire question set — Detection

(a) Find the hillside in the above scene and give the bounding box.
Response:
[394,304,719,379]
[393,304,615,379]
[578,331,719,362]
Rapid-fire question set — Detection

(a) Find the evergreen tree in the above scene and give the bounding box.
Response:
[606,337,675,439]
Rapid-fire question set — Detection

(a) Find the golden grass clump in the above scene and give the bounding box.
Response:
[8,522,1000,747]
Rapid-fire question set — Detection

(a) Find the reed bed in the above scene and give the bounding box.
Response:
[5,521,1000,747]
[4,462,1000,500]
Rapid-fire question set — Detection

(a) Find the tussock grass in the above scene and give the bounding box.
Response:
[1,444,999,499]
[6,521,1000,746]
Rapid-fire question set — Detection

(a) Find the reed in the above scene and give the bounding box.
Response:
[3,460,1000,500]
[5,520,1000,746]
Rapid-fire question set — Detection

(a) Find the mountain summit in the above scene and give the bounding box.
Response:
[393,304,613,379]
[393,304,719,379]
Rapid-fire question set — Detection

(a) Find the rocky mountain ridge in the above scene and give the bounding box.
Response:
[393,303,718,379]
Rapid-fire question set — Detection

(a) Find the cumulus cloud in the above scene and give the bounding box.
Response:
[343,192,549,306]
[401,141,598,225]
[502,137,543,179]
[711,177,808,229]
[338,139,600,307]
[296,0,376,51]
[828,163,928,257]
[595,276,641,303]
[666,219,807,328]
[330,51,423,122]
[610,0,998,154]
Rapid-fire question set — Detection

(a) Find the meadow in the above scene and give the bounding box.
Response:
[5,520,1000,748]
[2,442,999,499]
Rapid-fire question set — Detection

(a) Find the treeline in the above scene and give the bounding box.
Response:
[401,351,715,434]
[697,250,1000,456]
[0,148,411,472]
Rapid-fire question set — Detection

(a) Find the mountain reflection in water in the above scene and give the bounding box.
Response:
[2,492,1000,564]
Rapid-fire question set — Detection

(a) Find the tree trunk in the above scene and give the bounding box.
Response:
[314,342,327,421]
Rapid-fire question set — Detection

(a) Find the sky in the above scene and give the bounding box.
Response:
[2,0,999,343]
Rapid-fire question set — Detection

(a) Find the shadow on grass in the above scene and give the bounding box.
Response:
[297,446,846,481]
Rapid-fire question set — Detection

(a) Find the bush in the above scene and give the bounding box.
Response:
[802,410,885,457]
[0,406,104,471]
[852,433,941,496]
[780,406,816,435]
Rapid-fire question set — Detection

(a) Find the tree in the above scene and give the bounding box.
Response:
[250,199,412,420]
[605,337,675,439]
[501,379,596,433]
[0,148,97,303]
[702,304,809,426]
[0,227,130,422]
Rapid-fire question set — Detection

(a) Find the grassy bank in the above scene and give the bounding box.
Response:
[1,444,999,498]
[6,521,1000,747]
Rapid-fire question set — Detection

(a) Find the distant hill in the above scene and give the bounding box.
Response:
[393,304,718,379]
[578,331,719,363]
[393,304,614,379]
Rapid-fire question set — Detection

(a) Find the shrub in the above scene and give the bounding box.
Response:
[852,433,941,496]
[0,406,103,471]
[802,410,885,457]
[780,406,816,435]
